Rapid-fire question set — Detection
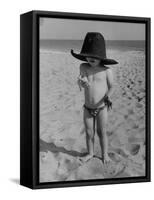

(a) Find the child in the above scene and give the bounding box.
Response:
[71,32,118,164]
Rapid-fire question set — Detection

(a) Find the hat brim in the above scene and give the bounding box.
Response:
[71,50,118,65]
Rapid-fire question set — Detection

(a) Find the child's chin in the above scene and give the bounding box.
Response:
[90,63,98,67]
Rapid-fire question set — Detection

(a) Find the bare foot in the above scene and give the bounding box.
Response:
[79,154,93,163]
[102,155,112,164]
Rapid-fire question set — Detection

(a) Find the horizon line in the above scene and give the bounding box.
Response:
[40,39,145,41]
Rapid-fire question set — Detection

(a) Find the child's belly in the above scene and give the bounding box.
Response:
[84,81,107,108]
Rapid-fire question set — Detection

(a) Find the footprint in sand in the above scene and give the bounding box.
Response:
[128,144,140,155]
[40,151,48,162]
[108,152,122,162]
[111,147,130,158]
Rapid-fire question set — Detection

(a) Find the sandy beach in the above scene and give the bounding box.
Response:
[39,48,145,182]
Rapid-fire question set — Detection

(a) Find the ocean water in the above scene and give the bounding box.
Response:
[40,39,145,52]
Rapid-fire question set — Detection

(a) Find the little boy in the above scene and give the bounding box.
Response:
[71,32,118,164]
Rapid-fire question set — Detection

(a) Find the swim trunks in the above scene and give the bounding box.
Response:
[83,104,106,136]
[83,96,112,136]
[83,104,106,117]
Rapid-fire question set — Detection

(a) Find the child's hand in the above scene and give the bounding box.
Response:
[77,76,90,88]
[104,95,112,110]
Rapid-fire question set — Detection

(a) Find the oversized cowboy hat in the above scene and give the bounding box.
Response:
[71,32,118,65]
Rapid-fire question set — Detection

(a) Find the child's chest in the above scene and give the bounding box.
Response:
[86,68,107,82]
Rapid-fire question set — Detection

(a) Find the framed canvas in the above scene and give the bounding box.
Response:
[20,10,151,189]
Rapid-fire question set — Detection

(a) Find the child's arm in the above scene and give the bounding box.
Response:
[103,68,114,110]
[77,76,82,91]
[105,68,114,98]
[77,64,89,91]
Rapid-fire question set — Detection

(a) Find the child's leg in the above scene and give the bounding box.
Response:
[97,107,110,163]
[82,108,94,161]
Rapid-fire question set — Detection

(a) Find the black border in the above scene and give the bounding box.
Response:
[20,12,33,188]
[21,10,151,189]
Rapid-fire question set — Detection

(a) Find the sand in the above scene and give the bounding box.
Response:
[39,49,145,182]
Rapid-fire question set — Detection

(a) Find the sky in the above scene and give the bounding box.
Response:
[40,17,145,40]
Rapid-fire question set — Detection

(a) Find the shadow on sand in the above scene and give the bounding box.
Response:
[10,178,20,185]
[40,139,87,157]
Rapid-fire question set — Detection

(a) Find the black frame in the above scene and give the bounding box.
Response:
[20,10,151,189]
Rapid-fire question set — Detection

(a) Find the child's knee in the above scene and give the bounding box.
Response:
[86,128,93,138]
[97,127,107,136]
